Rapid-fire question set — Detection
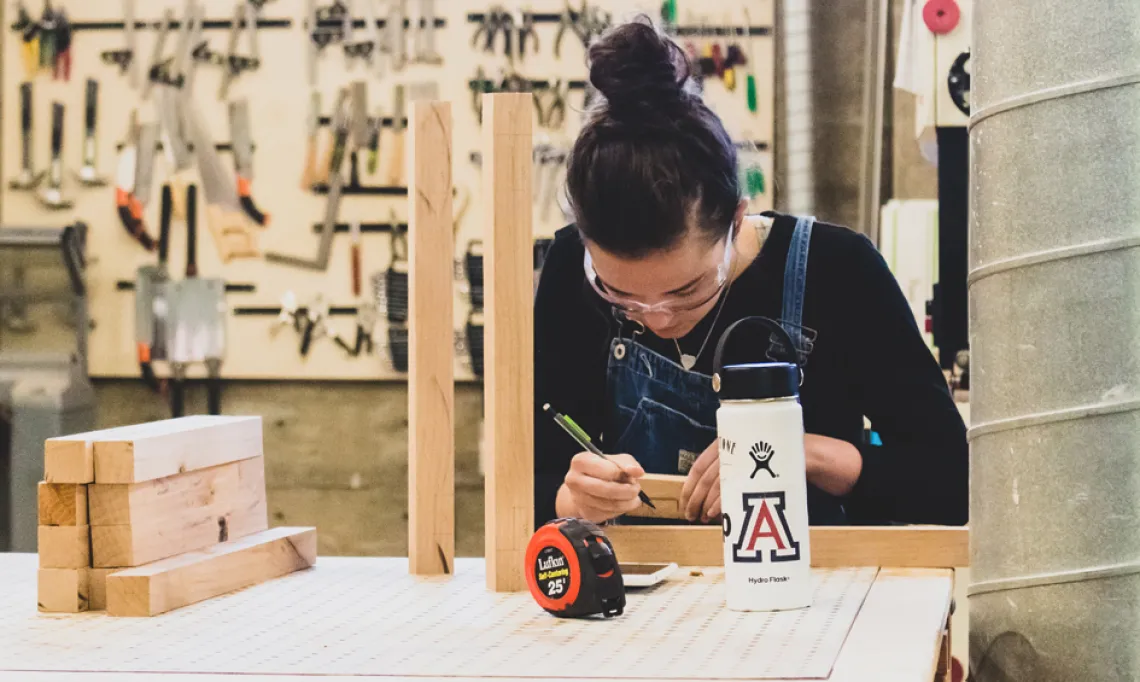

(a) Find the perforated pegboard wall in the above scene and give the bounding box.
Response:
[0,556,876,679]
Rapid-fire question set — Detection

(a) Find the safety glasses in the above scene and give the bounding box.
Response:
[582,226,736,316]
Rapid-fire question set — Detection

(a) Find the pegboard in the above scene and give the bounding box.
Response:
[0,0,775,381]
[0,555,874,679]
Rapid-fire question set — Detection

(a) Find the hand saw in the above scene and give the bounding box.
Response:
[116,113,159,251]
[228,98,270,226]
[183,102,258,262]
[141,9,175,100]
[218,1,262,101]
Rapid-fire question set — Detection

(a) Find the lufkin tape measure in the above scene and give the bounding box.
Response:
[525,518,626,618]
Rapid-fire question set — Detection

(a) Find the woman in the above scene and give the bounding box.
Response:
[533,17,967,529]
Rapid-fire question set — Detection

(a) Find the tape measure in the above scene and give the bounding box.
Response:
[525,518,626,619]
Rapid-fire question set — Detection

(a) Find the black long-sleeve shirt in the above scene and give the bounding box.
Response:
[533,212,968,529]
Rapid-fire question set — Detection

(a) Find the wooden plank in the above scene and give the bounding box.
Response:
[37,568,89,613]
[88,567,116,611]
[38,482,89,526]
[90,457,268,567]
[829,568,954,682]
[407,100,455,577]
[481,92,534,593]
[44,422,176,484]
[92,415,263,484]
[38,525,91,569]
[605,525,970,568]
[106,526,316,617]
[625,474,686,520]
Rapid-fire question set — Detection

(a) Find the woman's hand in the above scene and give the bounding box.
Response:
[557,452,645,524]
[804,434,863,496]
[679,440,721,523]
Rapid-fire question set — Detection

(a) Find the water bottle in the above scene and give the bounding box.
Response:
[712,317,812,612]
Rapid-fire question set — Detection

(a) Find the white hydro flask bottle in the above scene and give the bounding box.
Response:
[712,317,812,612]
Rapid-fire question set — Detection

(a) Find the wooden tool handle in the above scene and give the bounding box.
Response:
[386,129,405,186]
[206,203,259,263]
[300,134,318,191]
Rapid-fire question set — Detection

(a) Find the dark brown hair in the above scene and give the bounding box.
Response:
[566,15,740,259]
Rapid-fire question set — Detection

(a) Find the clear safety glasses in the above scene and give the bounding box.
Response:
[582,227,736,316]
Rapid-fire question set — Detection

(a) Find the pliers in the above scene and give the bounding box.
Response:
[538,79,568,129]
[471,6,514,59]
[517,9,538,60]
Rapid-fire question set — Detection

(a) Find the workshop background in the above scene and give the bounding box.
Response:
[0,0,959,558]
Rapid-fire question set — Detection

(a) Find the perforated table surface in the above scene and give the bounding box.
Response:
[0,555,952,682]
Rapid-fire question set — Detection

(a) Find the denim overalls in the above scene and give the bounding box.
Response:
[604,216,825,519]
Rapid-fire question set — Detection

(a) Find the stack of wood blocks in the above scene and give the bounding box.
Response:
[36,416,317,616]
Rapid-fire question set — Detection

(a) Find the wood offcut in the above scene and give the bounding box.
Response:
[91,415,263,483]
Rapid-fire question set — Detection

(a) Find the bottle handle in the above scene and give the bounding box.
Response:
[711,316,800,388]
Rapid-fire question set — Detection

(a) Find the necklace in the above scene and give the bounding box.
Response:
[674,278,732,371]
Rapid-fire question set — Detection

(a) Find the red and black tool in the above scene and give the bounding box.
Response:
[525,518,626,619]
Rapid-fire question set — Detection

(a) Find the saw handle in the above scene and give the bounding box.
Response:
[158,184,173,265]
[186,184,199,277]
[206,203,259,263]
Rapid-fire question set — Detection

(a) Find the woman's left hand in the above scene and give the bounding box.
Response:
[679,439,721,523]
[804,434,863,496]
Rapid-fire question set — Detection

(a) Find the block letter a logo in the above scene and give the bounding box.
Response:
[732,492,801,563]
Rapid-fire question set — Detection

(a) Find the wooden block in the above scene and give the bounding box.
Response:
[92,415,263,483]
[88,568,116,611]
[626,474,686,520]
[481,93,534,593]
[38,525,91,569]
[37,568,89,613]
[605,525,970,568]
[37,482,88,526]
[44,438,95,484]
[107,526,317,617]
[408,100,455,577]
[90,457,268,568]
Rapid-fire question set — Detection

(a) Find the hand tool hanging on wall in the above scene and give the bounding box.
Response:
[411,0,441,64]
[13,3,40,80]
[366,105,383,175]
[185,103,259,261]
[38,103,73,210]
[473,7,513,61]
[218,0,262,101]
[349,81,370,187]
[266,88,351,270]
[554,1,610,59]
[9,83,43,191]
[464,239,484,308]
[386,84,406,185]
[50,8,71,82]
[101,0,139,87]
[37,2,57,73]
[304,0,320,86]
[181,2,206,97]
[350,221,363,297]
[134,184,174,392]
[536,80,567,129]
[386,0,407,71]
[516,9,538,62]
[155,4,201,223]
[339,0,359,68]
[355,0,385,77]
[75,80,107,187]
[384,219,409,323]
[116,116,158,250]
[228,99,270,226]
[270,291,301,338]
[352,305,376,356]
[141,10,175,101]
[466,308,484,378]
[301,92,323,189]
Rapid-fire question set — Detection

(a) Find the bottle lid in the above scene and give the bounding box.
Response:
[715,362,799,401]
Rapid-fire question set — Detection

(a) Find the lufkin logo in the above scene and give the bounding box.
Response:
[723,492,801,563]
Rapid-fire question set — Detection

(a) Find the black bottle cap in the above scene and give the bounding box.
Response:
[715,362,799,401]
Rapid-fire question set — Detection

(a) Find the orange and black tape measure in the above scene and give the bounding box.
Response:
[525,518,626,619]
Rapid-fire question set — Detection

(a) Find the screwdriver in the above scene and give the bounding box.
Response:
[543,403,656,510]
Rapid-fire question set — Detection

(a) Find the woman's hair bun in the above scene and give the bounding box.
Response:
[587,15,692,116]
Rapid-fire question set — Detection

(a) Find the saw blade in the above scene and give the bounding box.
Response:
[133,121,159,206]
[169,0,195,85]
[184,104,240,209]
[228,98,254,179]
[156,88,193,172]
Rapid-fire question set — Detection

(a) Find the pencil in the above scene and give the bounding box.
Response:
[543,403,656,510]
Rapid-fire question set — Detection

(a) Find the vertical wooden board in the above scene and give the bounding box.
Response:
[37,568,90,613]
[37,483,89,526]
[91,457,268,568]
[88,568,116,611]
[43,439,94,484]
[92,415,263,484]
[481,93,535,592]
[38,526,92,569]
[106,527,317,617]
[408,101,455,576]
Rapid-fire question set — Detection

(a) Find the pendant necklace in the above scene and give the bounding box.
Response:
[674,279,732,371]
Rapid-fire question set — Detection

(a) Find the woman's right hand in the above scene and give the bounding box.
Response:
[559,452,646,524]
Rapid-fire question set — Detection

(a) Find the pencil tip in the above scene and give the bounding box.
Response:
[542,403,552,412]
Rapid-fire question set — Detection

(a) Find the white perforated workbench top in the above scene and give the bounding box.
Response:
[0,555,952,682]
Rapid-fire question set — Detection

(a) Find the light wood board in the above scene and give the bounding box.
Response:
[37,525,91,569]
[407,100,455,576]
[0,555,950,681]
[90,457,268,567]
[626,473,686,520]
[91,415,263,484]
[606,525,970,568]
[38,483,89,526]
[482,93,534,593]
[0,0,774,381]
[37,568,90,613]
[106,526,316,617]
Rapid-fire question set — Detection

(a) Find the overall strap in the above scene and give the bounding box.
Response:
[781,215,816,358]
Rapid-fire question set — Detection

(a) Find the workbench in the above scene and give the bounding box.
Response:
[0,553,953,682]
